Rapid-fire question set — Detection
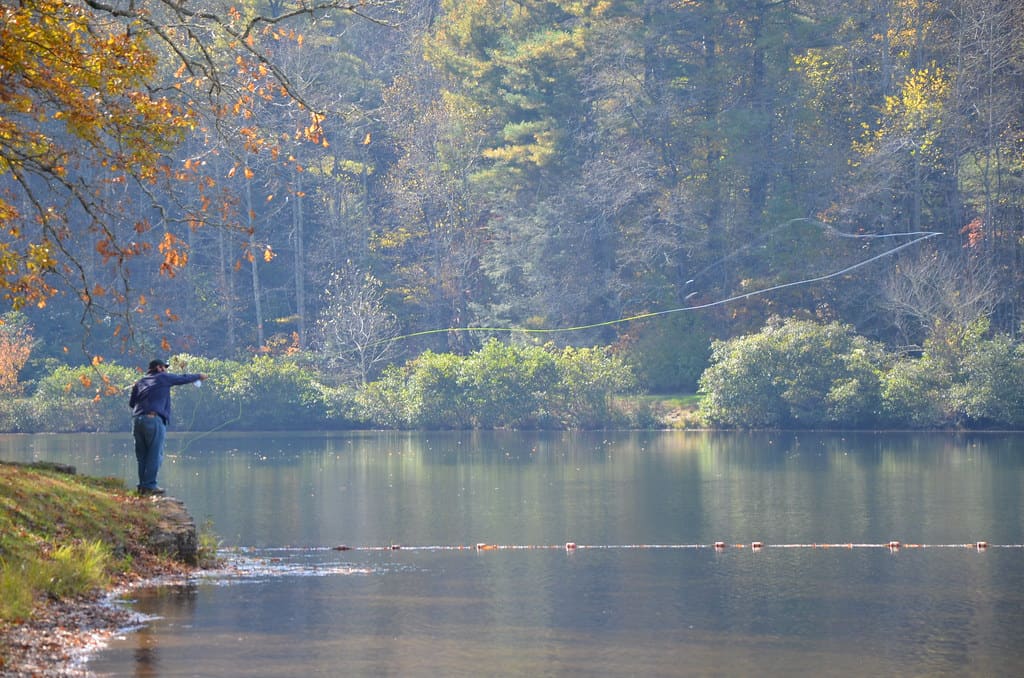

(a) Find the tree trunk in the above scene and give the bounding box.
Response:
[245,171,265,348]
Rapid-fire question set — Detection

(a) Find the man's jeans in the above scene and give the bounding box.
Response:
[133,414,166,489]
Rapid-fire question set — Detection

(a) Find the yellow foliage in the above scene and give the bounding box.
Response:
[855,65,949,164]
[0,0,196,308]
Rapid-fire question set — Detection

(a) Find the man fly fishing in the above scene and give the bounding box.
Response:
[128,358,206,495]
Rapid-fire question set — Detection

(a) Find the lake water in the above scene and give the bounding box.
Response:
[2,430,1023,676]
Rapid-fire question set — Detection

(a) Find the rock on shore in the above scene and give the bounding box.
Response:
[145,496,199,566]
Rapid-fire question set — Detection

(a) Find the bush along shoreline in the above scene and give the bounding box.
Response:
[0,342,648,433]
[2,316,1024,433]
[698,317,1024,430]
[0,461,209,674]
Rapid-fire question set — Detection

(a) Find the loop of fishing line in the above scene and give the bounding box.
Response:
[357,221,942,351]
[175,376,244,453]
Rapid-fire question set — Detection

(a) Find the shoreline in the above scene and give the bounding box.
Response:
[0,462,204,677]
[0,565,195,677]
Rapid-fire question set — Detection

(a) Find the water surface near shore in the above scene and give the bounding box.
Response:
[3,430,1022,675]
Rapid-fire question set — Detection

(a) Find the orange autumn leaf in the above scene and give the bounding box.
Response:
[158,232,189,277]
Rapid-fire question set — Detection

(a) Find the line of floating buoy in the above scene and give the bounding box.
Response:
[326,540,1014,552]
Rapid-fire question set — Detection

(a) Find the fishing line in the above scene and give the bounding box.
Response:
[172,375,244,454]
[372,223,942,348]
[179,391,243,454]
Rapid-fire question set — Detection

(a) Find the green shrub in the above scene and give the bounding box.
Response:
[357,340,639,430]
[825,345,885,426]
[699,318,885,428]
[460,340,559,428]
[172,354,343,431]
[197,519,223,569]
[317,382,360,426]
[164,355,243,431]
[407,350,468,428]
[355,364,414,428]
[879,325,1024,429]
[698,331,786,428]
[29,363,137,432]
[955,333,1024,428]
[0,396,33,433]
[221,355,328,429]
[879,354,954,429]
[19,355,356,433]
[552,345,636,428]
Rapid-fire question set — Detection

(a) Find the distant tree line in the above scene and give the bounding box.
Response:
[5,309,1023,431]
[2,0,1022,401]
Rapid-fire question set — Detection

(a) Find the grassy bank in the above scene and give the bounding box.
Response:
[0,461,198,667]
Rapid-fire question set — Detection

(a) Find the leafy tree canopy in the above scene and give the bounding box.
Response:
[0,0,391,329]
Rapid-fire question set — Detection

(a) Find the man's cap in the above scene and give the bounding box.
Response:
[148,359,169,371]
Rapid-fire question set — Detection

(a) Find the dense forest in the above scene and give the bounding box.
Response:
[2,0,1023,408]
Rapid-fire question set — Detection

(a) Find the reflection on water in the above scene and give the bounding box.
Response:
[2,430,1023,676]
